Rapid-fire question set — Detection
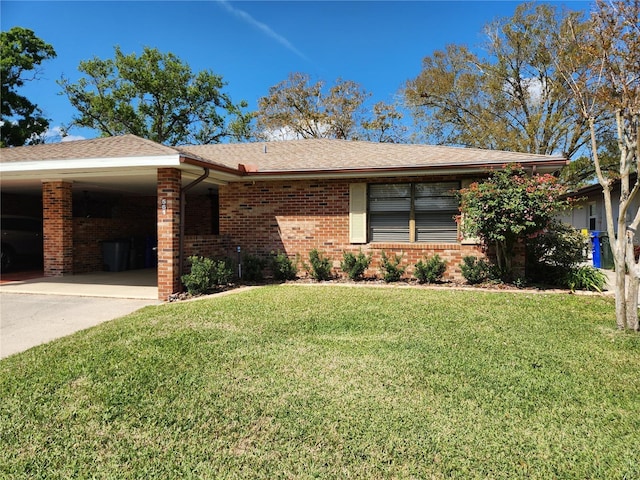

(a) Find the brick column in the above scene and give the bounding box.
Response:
[157,168,182,300]
[42,181,73,276]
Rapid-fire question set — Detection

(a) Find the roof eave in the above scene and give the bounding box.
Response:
[238,159,569,181]
[180,155,243,179]
[0,154,183,173]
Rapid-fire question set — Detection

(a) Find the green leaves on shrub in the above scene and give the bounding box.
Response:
[414,254,447,284]
[269,251,297,281]
[526,221,592,288]
[380,251,406,283]
[460,255,493,285]
[530,221,587,268]
[181,256,233,295]
[306,249,332,281]
[242,254,266,282]
[341,250,372,281]
[563,265,607,292]
[526,221,587,280]
[458,164,571,280]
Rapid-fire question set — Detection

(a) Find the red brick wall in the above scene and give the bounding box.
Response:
[183,234,230,264]
[72,196,156,273]
[73,218,156,273]
[42,181,73,276]
[114,196,156,222]
[157,168,182,300]
[219,177,488,281]
[184,194,216,235]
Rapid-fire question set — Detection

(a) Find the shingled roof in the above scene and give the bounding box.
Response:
[0,134,178,162]
[1,135,567,177]
[178,138,567,174]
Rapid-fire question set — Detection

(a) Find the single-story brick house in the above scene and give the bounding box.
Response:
[0,134,567,299]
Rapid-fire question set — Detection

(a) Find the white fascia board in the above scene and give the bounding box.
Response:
[0,154,182,173]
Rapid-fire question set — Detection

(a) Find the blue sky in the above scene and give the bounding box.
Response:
[2,0,591,142]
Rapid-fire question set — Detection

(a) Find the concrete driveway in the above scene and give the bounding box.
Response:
[0,292,160,359]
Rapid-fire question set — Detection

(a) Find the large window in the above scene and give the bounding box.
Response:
[368,182,460,243]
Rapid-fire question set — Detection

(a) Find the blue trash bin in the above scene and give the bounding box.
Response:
[590,231,601,268]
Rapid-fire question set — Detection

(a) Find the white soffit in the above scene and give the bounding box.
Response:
[0,154,183,173]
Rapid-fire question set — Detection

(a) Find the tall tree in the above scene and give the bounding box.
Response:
[360,101,409,143]
[1,27,56,147]
[559,134,620,190]
[59,46,251,145]
[255,72,369,140]
[555,0,640,331]
[255,72,407,143]
[404,3,604,158]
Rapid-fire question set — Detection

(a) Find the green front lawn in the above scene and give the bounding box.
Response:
[1,286,638,479]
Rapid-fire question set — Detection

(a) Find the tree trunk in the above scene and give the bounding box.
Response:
[587,117,629,329]
[625,242,640,331]
[495,240,513,281]
[626,273,639,331]
[614,259,627,330]
[495,241,504,276]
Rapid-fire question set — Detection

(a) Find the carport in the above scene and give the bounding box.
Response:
[0,269,158,299]
[0,135,239,300]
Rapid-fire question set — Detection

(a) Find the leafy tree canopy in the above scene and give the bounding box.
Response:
[59,46,251,145]
[255,72,408,143]
[255,72,368,140]
[360,101,409,144]
[1,26,56,147]
[404,3,609,158]
[459,164,571,279]
[559,134,622,190]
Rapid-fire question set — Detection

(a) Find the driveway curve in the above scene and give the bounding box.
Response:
[1,293,159,359]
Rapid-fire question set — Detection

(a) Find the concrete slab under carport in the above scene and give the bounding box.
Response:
[0,268,158,300]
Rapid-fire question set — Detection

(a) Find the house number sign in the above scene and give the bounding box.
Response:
[161,198,167,215]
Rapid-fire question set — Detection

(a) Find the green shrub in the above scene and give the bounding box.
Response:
[414,254,447,284]
[527,263,566,287]
[526,221,587,285]
[341,250,372,281]
[242,254,266,282]
[460,256,493,285]
[216,258,234,284]
[529,221,586,268]
[563,265,607,292]
[458,164,571,280]
[269,251,297,281]
[380,251,406,283]
[181,256,233,295]
[306,249,332,281]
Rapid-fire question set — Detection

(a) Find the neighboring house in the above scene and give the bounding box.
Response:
[0,135,567,300]
[558,173,639,267]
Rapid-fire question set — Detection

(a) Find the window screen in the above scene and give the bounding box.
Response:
[415,182,459,243]
[369,184,411,242]
[368,182,459,243]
